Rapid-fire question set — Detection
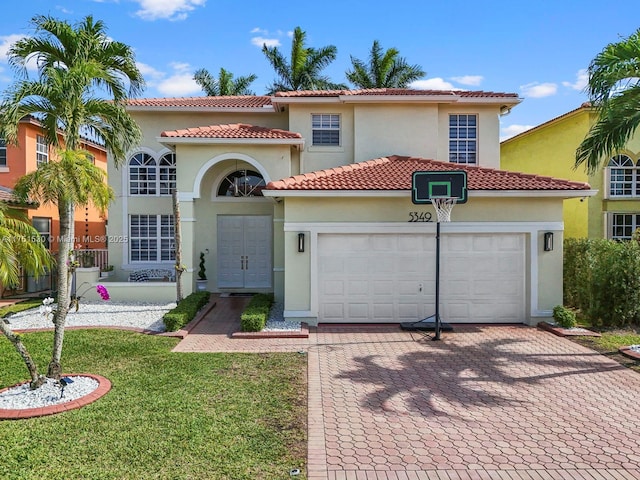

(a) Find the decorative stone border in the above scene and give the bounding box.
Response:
[619,346,640,360]
[537,321,601,337]
[0,373,111,420]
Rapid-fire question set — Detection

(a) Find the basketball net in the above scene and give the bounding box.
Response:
[432,197,457,223]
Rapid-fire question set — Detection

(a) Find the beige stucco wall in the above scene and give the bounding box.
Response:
[281,195,564,325]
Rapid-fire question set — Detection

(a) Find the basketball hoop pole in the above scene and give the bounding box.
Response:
[434,220,442,340]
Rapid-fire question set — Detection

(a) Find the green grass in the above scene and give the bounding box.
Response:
[0,298,43,317]
[569,327,640,373]
[0,330,307,479]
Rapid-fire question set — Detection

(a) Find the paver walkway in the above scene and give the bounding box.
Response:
[175,298,640,480]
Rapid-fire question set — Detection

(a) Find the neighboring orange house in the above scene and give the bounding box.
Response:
[0,116,108,294]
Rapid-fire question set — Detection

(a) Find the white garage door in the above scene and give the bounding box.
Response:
[318,233,525,324]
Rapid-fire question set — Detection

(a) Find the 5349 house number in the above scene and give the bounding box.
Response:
[408,211,433,222]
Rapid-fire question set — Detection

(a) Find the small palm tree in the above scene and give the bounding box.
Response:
[194,67,257,96]
[0,14,143,379]
[575,28,640,174]
[346,40,426,89]
[262,26,347,94]
[0,202,52,388]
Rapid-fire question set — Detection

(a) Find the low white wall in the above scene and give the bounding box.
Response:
[74,268,178,303]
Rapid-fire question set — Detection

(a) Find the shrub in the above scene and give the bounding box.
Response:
[240,294,273,332]
[163,291,210,331]
[552,305,576,328]
[564,237,640,327]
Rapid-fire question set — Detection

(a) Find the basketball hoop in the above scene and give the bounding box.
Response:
[431,197,457,223]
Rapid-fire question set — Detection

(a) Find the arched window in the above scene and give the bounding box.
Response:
[217,169,265,197]
[159,153,177,195]
[129,153,157,195]
[608,154,635,197]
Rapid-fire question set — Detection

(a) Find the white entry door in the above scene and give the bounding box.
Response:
[217,215,272,289]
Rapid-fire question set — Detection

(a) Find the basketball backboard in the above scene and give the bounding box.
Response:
[412,171,468,205]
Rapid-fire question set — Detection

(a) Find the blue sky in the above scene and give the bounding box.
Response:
[0,0,638,140]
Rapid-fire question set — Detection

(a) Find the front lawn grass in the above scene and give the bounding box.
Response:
[570,328,640,373]
[0,298,43,317]
[0,329,307,480]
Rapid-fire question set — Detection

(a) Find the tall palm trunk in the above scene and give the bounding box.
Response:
[48,200,74,379]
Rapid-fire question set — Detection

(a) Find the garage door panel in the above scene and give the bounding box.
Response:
[318,233,525,323]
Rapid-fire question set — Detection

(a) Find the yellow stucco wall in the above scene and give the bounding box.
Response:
[501,107,640,239]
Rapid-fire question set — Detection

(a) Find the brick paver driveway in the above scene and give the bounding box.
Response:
[308,324,640,479]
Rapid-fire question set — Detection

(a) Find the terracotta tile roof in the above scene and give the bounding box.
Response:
[265,155,591,192]
[126,96,273,108]
[0,186,36,206]
[273,88,519,99]
[160,123,302,140]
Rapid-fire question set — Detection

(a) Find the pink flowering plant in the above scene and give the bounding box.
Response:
[70,283,110,311]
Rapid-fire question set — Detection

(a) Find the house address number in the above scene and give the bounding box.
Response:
[408,211,433,222]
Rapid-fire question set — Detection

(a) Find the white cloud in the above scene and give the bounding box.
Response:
[251,27,268,35]
[251,36,280,48]
[156,62,200,96]
[451,75,483,86]
[410,77,460,90]
[134,0,206,21]
[562,68,588,91]
[520,82,557,98]
[500,124,535,141]
[0,34,25,62]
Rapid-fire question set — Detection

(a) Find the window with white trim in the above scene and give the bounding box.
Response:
[129,214,175,262]
[159,153,177,195]
[610,213,640,241]
[0,138,6,167]
[217,169,265,197]
[36,135,48,167]
[129,153,157,195]
[32,217,51,249]
[608,154,637,197]
[449,114,477,164]
[311,114,340,146]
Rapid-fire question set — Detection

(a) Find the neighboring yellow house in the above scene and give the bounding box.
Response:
[98,89,596,326]
[501,103,640,239]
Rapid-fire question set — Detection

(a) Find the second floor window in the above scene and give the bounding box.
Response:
[0,138,6,167]
[36,135,48,167]
[449,114,477,164]
[129,152,176,196]
[608,154,637,197]
[312,114,340,146]
[32,217,51,249]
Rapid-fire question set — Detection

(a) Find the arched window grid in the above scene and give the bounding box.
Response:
[217,169,266,197]
[129,152,177,196]
[608,154,637,197]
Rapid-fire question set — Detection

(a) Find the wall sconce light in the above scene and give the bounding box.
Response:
[544,232,554,252]
[297,233,305,253]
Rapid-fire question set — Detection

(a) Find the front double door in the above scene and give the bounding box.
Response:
[217,215,272,289]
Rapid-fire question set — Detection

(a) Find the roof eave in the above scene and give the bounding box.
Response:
[262,189,597,198]
[128,106,276,113]
[157,136,305,149]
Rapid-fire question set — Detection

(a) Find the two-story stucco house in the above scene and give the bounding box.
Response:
[501,102,640,240]
[105,89,594,326]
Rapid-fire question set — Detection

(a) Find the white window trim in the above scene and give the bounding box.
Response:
[607,212,640,241]
[128,148,176,197]
[36,135,48,167]
[129,214,175,263]
[311,113,341,147]
[607,154,638,199]
[448,113,478,165]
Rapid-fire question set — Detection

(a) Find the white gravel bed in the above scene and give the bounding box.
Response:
[0,376,98,410]
[4,301,176,332]
[263,301,301,332]
[630,345,640,353]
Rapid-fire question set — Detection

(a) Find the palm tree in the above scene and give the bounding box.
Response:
[261,26,348,94]
[0,14,143,379]
[575,28,640,174]
[346,40,426,89]
[0,201,52,388]
[194,67,257,96]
